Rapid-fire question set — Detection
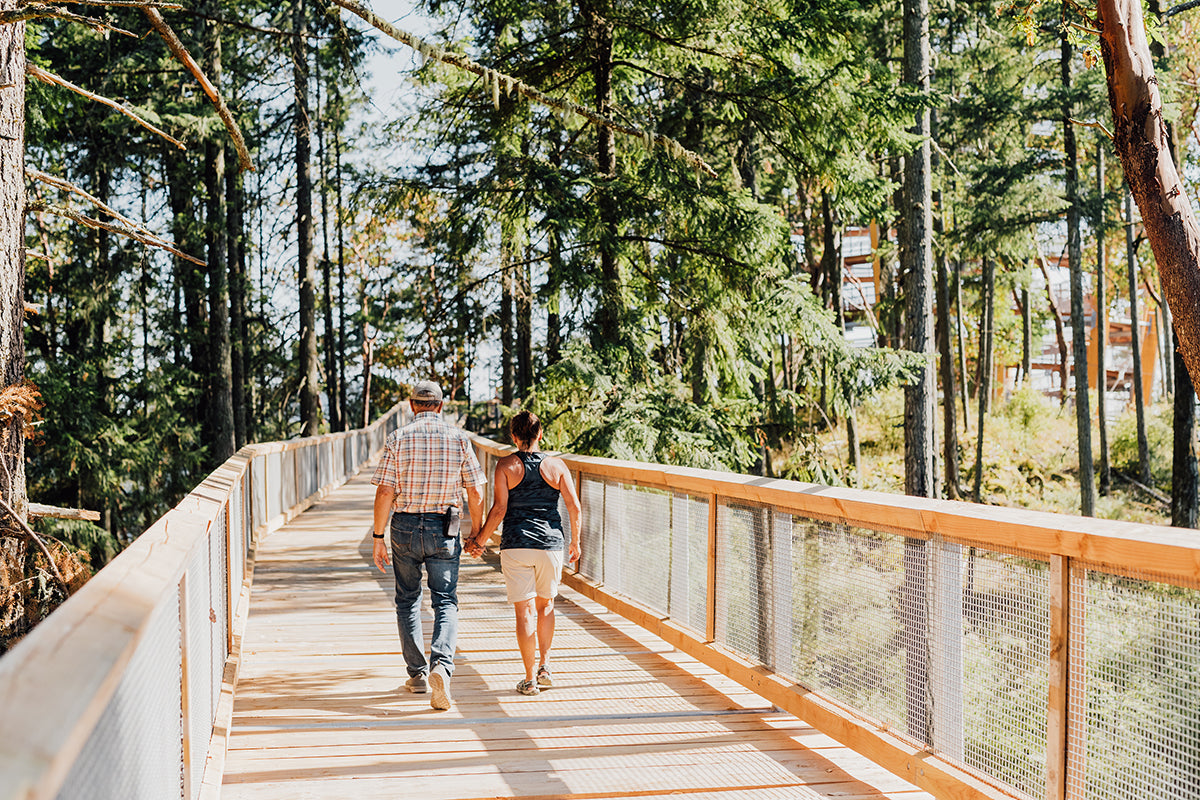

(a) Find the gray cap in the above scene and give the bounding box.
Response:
[412,380,443,404]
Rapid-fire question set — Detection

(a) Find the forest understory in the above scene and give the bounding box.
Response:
[824,386,1173,525]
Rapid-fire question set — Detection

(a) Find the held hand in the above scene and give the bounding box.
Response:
[373,537,391,572]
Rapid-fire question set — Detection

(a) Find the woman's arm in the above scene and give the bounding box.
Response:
[467,455,515,557]
[545,456,582,563]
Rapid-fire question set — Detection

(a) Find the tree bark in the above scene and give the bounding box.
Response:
[932,111,959,500]
[1097,0,1200,393]
[1096,141,1111,496]
[1037,249,1070,404]
[294,0,320,436]
[334,82,348,429]
[205,10,235,463]
[500,237,514,406]
[902,0,936,500]
[1062,32,1095,516]
[0,4,27,518]
[1173,332,1198,526]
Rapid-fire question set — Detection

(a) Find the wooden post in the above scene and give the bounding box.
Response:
[706,493,718,643]
[178,574,193,800]
[1047,554,1070,800]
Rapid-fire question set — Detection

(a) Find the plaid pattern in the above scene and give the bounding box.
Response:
[372,412,486,513]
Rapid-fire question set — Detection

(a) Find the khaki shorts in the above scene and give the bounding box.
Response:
[500,548,565,603]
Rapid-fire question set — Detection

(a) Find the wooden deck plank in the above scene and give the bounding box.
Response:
[220,467,933,800]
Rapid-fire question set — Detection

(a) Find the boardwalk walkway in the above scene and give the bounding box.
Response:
[220,465,934,800]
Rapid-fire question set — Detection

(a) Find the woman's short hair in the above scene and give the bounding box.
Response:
[509,410,541,446]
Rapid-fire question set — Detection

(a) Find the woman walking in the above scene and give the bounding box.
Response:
[466,411,582,695]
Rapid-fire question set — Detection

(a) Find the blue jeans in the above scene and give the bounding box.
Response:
[390,512,461,678]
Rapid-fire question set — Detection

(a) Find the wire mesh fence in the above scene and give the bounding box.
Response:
[1067,565,1200,800]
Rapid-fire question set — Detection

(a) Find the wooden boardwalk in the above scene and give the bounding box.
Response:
[220,466,934,800]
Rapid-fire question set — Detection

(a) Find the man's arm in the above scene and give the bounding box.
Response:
[465,482,486,540]
[372,485,396,572]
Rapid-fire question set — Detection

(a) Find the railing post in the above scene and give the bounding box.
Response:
[706,493,717,643]
[1047,554,1070,800]
[178,573,192,800]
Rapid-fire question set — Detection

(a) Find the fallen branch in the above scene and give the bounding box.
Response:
[143,7,253,171]
[1113,469,1170,506]
[28,502,101,522]
[26,63,184,150]
[28,201,206,265]
[326,0,717,178]
[28,167,159,237]
[0,494,68,590]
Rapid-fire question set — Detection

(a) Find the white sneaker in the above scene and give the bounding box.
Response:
[429,665,452,710]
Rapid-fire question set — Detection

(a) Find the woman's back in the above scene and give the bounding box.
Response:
[500,452,563,550]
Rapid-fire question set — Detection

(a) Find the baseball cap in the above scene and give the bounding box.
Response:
[412,380,443,403]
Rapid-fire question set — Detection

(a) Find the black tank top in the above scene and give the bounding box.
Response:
[500,451,564,551]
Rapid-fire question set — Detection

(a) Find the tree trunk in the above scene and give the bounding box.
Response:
[227,148,248,448]
[316,54,340,433]
[1062,32,1095,516]
[334,83,348,429]
[517,247,533,399]
[1020,287,1032,382]
[1125,191,1152,485]
[973,256,996,503]
[1037,249,1070,404]
[583,0,621,350]
[1172,333,1198,526]
[294,0,320,436]
[1,5,27,518]
[500,237,514,406]
[955,259,969,433]
[1096,0,1200,392]
[1096,140,1111,496]
[205,11,235,464]
[360,293,372,427]
[902,0,936,500]
[546,131,563,366]
[932,113,959,500]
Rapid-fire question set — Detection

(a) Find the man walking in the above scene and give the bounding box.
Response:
[372,381,486,710]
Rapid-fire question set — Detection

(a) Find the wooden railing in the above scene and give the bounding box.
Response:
[0,405,405,800]
[470,435,1200,800]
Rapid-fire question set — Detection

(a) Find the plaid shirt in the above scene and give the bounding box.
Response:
[372,412,486,513]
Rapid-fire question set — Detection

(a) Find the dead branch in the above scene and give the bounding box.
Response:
[28,168,159,237]
[142,8,253,171]
[0,4,137,35]
[28,201,206,265]
[25,250,49,260]
[1069,117,1114,141]
[30,0,183,7]
[0,493,67,590]
[326,0,718,178]
[26,64,184,150]
[28,503,101,522]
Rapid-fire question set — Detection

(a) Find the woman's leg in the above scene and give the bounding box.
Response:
[535,596,555,668]
[514,598,538,682]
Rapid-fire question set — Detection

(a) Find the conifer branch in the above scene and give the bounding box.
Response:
[27,201,206,265]
[26,63,185,149]
[1,4,136,34]
[142,7,254,171]
[325,0,718,178]
[27,168,158,237]
[1069,117,1113,140]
